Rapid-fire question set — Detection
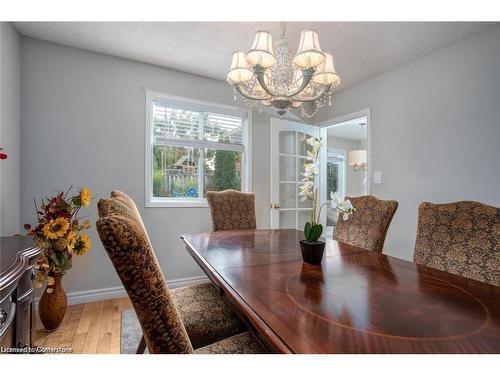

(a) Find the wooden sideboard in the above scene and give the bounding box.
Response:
[0,236,41,350]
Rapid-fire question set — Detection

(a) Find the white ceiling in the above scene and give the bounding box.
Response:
[13,22,497,93]
[327,117,367,141]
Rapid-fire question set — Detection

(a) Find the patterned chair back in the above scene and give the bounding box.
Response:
[97,197,137,221]
[335,195,398,253]
[96,198,194,353]
[206,190,257,232]
[414,201,500,286]
[98,195,154,249]
[110,190,146,229]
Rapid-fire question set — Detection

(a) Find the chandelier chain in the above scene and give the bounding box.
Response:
[279,22,286,41]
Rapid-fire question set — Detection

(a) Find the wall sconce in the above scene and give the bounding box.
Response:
[348,149,366,171]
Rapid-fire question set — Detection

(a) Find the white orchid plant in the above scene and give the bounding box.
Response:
[299,136,356,243]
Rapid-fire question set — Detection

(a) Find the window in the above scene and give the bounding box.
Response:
[146,92,251,207]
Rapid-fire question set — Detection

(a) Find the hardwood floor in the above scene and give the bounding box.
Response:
[34,297,132,354]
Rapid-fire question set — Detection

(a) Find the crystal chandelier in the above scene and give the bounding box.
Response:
[227,23,340,118]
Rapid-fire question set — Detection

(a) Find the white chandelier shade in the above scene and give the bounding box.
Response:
[247,31,276,68]
[227,24,341,118]
[312,53,340,86]
[293,30,325,68]
[227,51,253,84]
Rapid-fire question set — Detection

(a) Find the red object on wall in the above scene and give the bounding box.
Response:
[0,147,8,160]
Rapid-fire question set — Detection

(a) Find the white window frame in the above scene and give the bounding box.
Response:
[145,91,252,208]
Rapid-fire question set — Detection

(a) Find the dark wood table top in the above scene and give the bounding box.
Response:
[181,229,500,354]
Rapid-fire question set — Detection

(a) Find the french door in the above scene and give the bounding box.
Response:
[270,118,320,229]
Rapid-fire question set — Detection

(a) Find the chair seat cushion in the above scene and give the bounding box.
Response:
[171,282,247,349]
[195,332,265,354]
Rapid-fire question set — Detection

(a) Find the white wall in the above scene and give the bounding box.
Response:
[0,23,21,236]
[20,37,275,295]
[315,25,500,260]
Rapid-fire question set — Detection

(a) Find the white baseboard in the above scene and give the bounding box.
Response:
[34,275,209,308]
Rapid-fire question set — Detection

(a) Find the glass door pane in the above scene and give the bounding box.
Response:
[278,130,313,230]
[280,131,296,155]
[280,155,296,182]
[279,183,296,209]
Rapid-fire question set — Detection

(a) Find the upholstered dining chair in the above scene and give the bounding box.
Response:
[334,195,398,253]
[206,190,257,232]
[413,201,500,287]
[97,194,263,353]
[97,213,263,354]
[110,190,146,229]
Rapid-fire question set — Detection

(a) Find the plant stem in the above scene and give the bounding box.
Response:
[311,189,317,224]
[316,202,330,224]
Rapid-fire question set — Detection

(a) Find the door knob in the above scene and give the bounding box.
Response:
[270,203,280,209]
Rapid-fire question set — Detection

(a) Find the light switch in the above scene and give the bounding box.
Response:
[373,171,382,184]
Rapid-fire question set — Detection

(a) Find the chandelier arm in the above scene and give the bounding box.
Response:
[253,65,278,97]
[235,84,272,101]
[285,67,315,98]
[291,86,331,102]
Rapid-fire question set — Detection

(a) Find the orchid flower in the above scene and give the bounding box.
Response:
[298,137,322,224]
[344,200,353,210]
[328,191,355,220]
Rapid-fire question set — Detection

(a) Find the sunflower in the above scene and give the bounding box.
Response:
[43,217,70,239]
[79,187,92,207]
[65,230,78,254]
[75,233,91,255]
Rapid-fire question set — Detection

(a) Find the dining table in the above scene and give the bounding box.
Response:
[181,229,500,354]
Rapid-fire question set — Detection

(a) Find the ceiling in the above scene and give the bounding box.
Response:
[13,22,497,93]
[327,117,367,141]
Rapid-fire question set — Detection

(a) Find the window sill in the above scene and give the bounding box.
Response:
[146,198,208,208]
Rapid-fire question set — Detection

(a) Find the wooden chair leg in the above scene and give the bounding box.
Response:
[136,335,146,354]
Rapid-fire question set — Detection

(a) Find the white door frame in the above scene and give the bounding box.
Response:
[318,108,372,226]
[270,118,320,229]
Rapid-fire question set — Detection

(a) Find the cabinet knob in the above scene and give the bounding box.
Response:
[270,203,280,209]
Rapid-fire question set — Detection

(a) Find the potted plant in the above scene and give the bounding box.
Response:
[299,137,355,265]
[24,186,92,331]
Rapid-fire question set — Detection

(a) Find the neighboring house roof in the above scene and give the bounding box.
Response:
[173,155,196,167]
